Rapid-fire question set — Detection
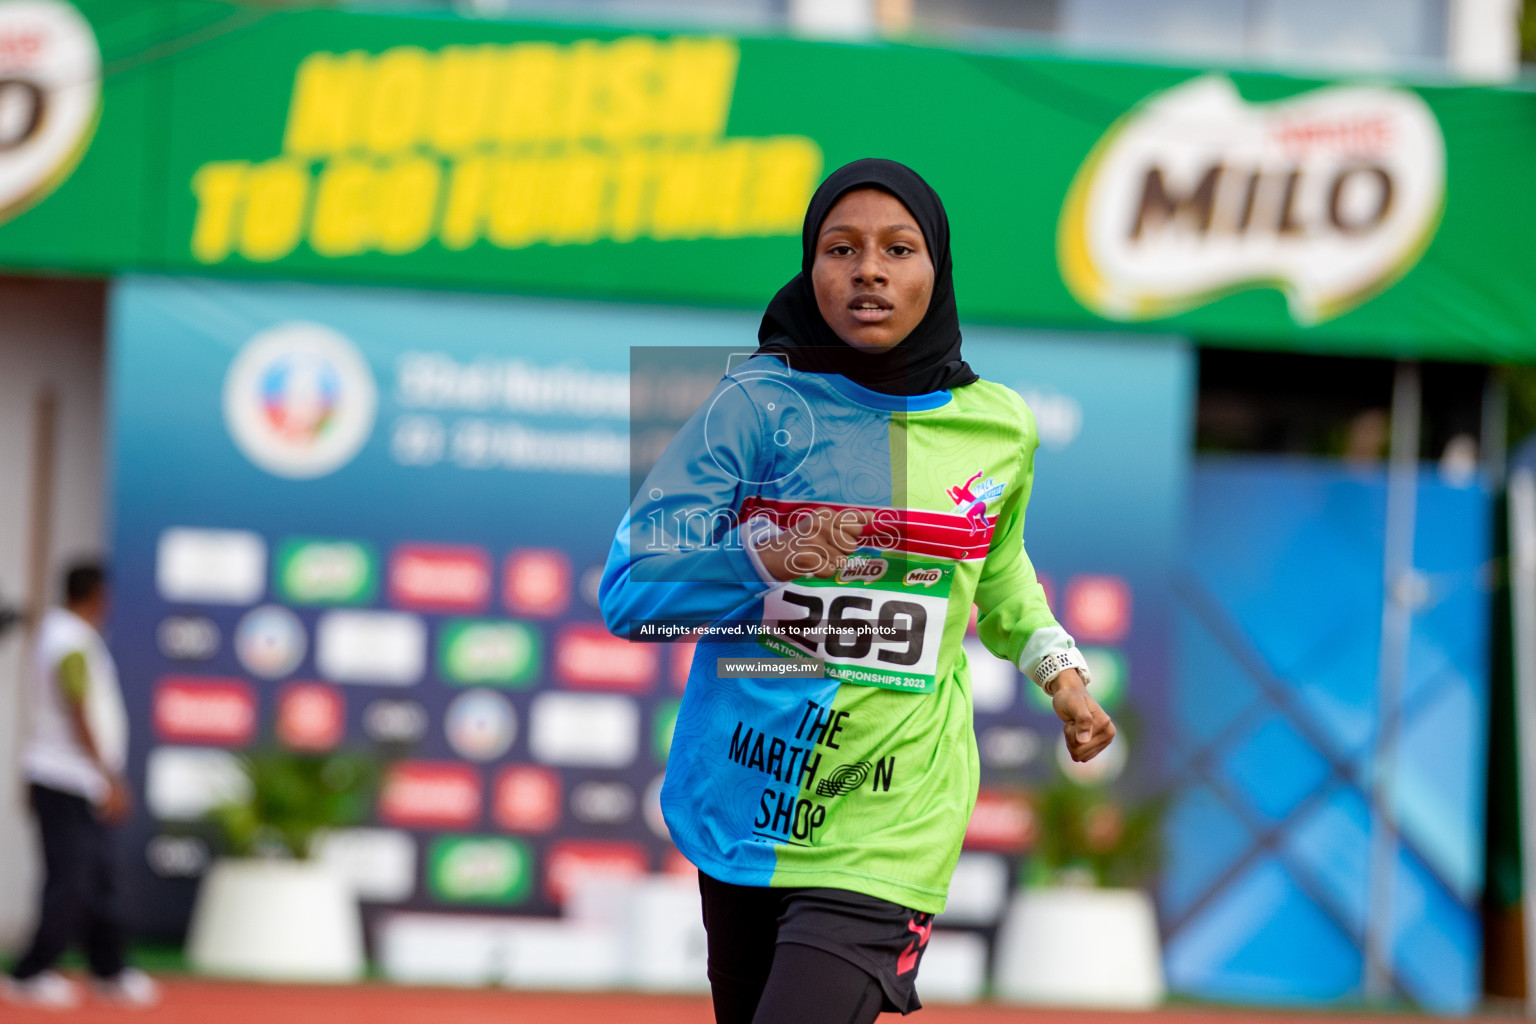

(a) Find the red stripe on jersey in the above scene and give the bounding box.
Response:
[739,497,995,562]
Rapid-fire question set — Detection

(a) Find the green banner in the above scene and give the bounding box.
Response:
[427,835,532,904]
[4,0,1536,360]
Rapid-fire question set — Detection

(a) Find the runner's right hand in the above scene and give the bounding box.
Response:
[755,508,874,581]
[1051,670,1116,762]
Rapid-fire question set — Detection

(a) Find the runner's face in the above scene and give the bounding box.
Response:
[811,189,934,354]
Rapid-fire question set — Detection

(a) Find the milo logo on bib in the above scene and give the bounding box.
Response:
[836,556,889,584]
[759,550,955,694]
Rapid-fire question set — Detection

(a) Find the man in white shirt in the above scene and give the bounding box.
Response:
[3,564,157,1008]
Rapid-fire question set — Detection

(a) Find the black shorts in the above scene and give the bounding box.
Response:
[698,870,934,1016]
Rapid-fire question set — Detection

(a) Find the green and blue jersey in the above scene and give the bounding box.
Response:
[600,356,1063,913]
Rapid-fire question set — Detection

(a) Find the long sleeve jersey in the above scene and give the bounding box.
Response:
[600,356,1073,913]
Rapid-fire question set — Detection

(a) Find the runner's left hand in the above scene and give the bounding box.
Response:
[99,773,133,825]
[1050,669,1115,762]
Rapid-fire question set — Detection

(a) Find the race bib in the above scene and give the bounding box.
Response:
[759,549,954,693]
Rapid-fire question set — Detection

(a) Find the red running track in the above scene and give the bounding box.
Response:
[0,978,1480,1024]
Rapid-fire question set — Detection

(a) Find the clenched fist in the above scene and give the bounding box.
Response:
[755,508,874,581]
[1050,668,1116,762]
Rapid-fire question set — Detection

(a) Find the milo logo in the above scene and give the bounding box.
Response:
[836,556,888,585]
[278,538,377,604]
[441,620,538,686]
[0,1,100,225]
[1059,75,1445,325]
[904,568,943,587]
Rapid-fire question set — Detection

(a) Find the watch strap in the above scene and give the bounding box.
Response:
[1032,646,1090,693]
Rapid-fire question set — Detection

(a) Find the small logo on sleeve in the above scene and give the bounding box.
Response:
[947,471,1005,532]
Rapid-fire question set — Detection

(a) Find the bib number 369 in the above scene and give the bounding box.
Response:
[759,563,950,693]
[778,591,927,665]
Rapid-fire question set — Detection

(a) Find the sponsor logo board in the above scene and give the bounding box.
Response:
[1064,575,1132,642]
[543,840,648,905]
[1060,75,1445,325]
[438,619,539,686]
[153,678,256,745]
[277,538,377,604]
[156,616,220,660]
[156,528,266,605]
[363,698,428,744]
[977,726,1041,770]
[963,789,1035,853]
[528,693,638,767]
[316,610,426,684]
[569,781,635,825]
[315,828,417,903]
[503,549,572,617]
[145,835,211,879]
[554,624,657,691]
[234,604,307,678]
[962,638,1016,713]
[493,766,561,833]
[0,0,100,227]
[444,689,517,762]
[277,682,346,751]
[379,762,482,828]
[389,544,491,612]
[186,39,820,264]
[428,835,532,905]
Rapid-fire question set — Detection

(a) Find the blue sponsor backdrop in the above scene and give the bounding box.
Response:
[1168,458,1491,1012]
[106,277,1191,958]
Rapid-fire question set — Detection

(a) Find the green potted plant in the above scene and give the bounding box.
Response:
[1022,778,1163,890]
[187,750,380,982]
[993,714,1167,1008]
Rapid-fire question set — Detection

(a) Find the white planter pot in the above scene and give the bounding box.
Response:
[993,886,1165,1008]
[187,858,365,982]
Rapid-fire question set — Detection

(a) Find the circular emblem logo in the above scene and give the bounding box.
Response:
[0,0,99,226]
[224,323,378,479]
[445,689,516,762]
[234,605,307,679]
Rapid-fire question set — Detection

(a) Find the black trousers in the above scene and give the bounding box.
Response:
[700,871,922,1024]
[11,783,125,980]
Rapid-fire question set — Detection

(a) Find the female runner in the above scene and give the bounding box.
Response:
[601,158,1115,1023]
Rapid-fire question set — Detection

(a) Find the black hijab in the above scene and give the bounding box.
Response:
[756,158,977,397]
